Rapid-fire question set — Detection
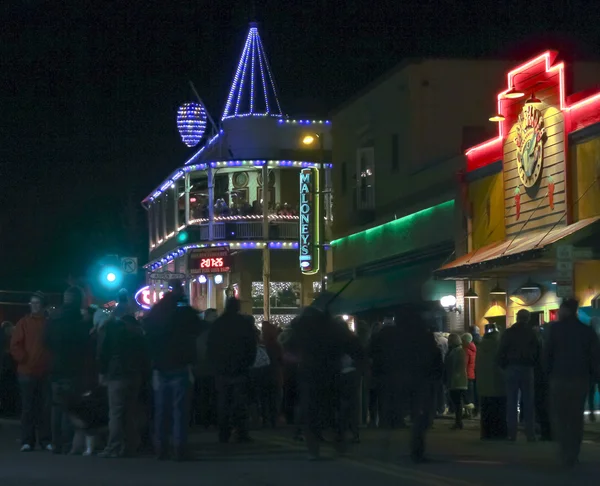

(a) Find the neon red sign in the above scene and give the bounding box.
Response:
[466,50,600,171]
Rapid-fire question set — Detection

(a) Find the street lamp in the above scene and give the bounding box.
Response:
[301,132,327,292]
[302,134,317,145]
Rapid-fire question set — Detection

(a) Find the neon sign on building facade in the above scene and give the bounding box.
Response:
[134,285,165,310]
[299,168,319,274]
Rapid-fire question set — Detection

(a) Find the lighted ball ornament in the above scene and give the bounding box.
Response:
[177,102,207,147]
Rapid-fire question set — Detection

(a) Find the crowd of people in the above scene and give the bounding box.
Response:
[1,285,599,468]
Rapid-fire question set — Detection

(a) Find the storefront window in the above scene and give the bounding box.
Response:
[252,281,301,309]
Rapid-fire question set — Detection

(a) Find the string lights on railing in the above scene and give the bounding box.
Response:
[189,215,299,223]
[277,119,331,125]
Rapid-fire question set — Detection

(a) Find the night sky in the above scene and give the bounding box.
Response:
[2,0,600,289]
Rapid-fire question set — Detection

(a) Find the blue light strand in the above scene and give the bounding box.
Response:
[176,102,207,147]
[147,158,330,202]
[255,30,270,114]
[223,28,253,119]
[234,30,251,117]
[250,29,256,114]
[257,30,282,116]
[147,241,300,270]
[183,130,224,167]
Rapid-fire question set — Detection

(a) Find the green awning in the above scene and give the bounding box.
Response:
[325,258,454,315]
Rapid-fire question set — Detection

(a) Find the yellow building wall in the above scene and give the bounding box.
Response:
[572,136,600,221]
[469,173,505,250]
[575,261,600,307]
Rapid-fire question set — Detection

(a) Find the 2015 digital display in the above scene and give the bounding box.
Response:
[188,247,231,274]
[200,257,224,269]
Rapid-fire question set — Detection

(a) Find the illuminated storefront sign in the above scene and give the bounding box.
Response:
[299,168,319,274]
[189,247,231,274]
[134,285,165,310]
[515,105,546,188]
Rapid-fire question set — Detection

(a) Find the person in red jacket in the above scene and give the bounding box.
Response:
[462,333,477,418]
[10,291,52,452]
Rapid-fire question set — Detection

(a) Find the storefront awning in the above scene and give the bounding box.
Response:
[435,216,600,280]
[319,257,453,315]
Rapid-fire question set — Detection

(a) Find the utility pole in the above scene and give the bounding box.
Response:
[207,166,215,308]
[318,134,327,291]
[262,163,270,321]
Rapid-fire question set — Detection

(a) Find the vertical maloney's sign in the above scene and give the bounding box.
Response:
[299,168,319,274]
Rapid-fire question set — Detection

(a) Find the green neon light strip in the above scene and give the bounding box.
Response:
[330,200,454,246]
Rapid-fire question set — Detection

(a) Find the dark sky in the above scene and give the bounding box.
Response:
[2,0,600,288]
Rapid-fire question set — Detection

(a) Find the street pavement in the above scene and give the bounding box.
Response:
[1,418,600,485]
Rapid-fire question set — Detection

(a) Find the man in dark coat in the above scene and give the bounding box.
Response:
[207,297,257,443]
[497,309,540,442]
[98,315,148,458]
[545,299,600,468]
[394,310,443,463]
[370,315,406,429]
[44,286,91,454]
[144,280,202,460]
[284,306,364,460]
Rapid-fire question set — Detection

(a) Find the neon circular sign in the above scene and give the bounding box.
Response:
[134,285,165,310]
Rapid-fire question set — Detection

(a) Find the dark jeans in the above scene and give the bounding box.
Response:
[51,379,77,453]
[480,396,507,439]
[505,365,535,440]
[378,373,406,429]
[216,374,250,441]
[18,374,51,448]
[588,380,599,415]
[535,376,552,440]
[251,367,279,428]
[193,375,217,428]
[368,383,381,426]
[406,380,433,461]
[105,377,141,455]
[153,369,191,450]
[550,379,588,467]
[337,370,360,438]
[449,389,464,427]
[300,374,337,456]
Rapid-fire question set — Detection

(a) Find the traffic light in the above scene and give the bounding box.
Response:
[177,231,189,243]
[99,265,123,289]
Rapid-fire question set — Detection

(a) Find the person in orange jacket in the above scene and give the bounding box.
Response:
[11,291,52,452]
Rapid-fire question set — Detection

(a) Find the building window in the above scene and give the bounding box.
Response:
[356,147,375,209]
[341,162,347,195]
[391,134,399,171]
[251,281,301,309]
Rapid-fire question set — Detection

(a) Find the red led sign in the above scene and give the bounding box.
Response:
[200,257,225,269]
[188,247,231,274]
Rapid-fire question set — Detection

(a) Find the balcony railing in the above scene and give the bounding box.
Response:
[150,219,300,259]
